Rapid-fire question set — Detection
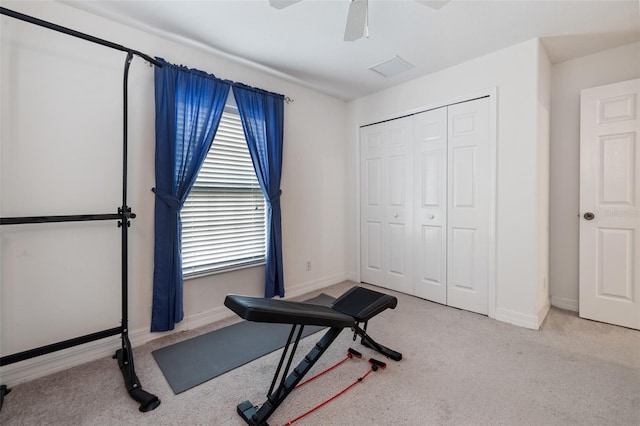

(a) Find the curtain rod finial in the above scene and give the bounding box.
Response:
[284,96,294,104]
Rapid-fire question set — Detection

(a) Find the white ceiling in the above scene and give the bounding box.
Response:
[63,0,640,101]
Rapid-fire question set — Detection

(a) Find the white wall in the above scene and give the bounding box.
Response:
[0,0,348,385]
[549,41,640,311]
[346,38,547,329]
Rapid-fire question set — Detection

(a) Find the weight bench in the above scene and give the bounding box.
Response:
[224,286,402,426]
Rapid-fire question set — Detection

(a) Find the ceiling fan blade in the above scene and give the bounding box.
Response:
[344,0,368,41]
[414,0,451,9]
[269,0,303,9]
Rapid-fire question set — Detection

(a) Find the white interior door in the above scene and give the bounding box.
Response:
[360,117,413,294]
[413,107,448,304]
[580,78,640,330]
[446,98,491,315]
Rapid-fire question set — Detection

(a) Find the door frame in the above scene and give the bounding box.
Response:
[355,87,498,319]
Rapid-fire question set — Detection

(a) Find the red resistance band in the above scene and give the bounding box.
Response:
[284,357,387,426]
[294,348,362,390]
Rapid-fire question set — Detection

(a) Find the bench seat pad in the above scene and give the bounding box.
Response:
[224,295,355,328]
[331,286,397,322]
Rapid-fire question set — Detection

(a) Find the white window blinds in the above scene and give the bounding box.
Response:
[181,108,266,277]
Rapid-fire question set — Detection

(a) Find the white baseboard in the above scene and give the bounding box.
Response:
[1,334,122,388]
[175,305,232,334]
[550,296,579,312]
[494,307,541,330]
[0,273,351,388]
[344,272,357,283]
[282,273,353,299]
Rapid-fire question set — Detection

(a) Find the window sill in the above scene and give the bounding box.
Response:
[183,260,266,281]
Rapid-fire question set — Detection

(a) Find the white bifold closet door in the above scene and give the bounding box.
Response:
[413,106,448,304]
[444,98,491,314]
[360,116,414,295]
[361,97,490,315]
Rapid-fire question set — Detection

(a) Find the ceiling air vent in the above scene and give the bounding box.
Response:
[369,55,414,78]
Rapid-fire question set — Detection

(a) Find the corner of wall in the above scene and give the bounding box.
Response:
[535,37,552,316]
[550,295,578,312]
[537,296,551,329]
[494,307,542,330]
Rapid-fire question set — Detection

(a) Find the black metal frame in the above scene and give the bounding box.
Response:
[236,323,401,426]
[0,7,162,412]
[237,326,345,426]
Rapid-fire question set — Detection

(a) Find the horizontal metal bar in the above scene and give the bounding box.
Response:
[0,213,136,225]
[0,326,123,366]
[0,7,162,67]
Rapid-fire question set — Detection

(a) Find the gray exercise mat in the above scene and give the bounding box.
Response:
[152,293,336,394]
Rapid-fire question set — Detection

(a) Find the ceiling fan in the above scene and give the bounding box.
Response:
[269,0,451,41]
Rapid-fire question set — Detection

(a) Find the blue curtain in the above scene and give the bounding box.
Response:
[232,84,285,298]
[151,58,230,331]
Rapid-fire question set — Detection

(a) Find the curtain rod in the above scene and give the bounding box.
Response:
[0,7,162,67]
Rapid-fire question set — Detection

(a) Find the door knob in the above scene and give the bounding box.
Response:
[428,214,435,219]
[584,212,595,220]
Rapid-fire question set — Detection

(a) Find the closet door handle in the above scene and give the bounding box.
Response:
[428,214,435,219]
[583,212,595,220]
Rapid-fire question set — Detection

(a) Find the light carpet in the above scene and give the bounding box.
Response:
[1,281,638,425]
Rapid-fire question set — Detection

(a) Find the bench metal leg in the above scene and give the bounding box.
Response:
[354,323,402,361]
[237,326,344,426]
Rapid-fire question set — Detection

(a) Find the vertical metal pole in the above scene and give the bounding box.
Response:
[118,52,138,387]
[121,51,133,334]
[114,53,160,411]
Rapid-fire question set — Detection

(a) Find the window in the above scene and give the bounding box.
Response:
[180,107,266,277]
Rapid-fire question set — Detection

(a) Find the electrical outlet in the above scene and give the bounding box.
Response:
[306,260,312,271]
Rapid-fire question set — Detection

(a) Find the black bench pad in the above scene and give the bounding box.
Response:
[224,295,355,328]
[331,286,397,322]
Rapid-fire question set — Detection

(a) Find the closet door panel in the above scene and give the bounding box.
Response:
[361,129,385,285]
[413,107,447,303]
[450,227,476,290]
[447,98,490,315]
[384,117,413,294]
[360,117,413,293]
[422,151,444,206]
[364,221,382,272]
[451,147,476,208]
[388,222,406,275]
[366,157,382,206]
[420,225,445,286]
[388,154,406,206]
